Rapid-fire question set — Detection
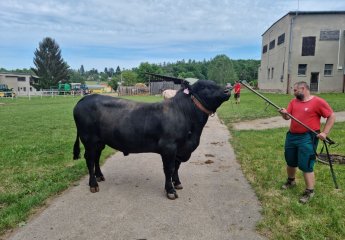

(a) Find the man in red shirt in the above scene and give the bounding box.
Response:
[279,81,335,203]
[233,81,241,104]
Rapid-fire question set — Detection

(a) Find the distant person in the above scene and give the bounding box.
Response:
[279,81,335,204]
[233,81,241,104]
[225,82,233,91]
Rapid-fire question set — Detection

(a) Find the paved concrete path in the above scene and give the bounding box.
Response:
[6,115,265,240]
[233,111,345,130]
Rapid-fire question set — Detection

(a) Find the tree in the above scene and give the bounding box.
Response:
[108,76,119,91]
[79,65,85,75]
[115,66,121,76]
[68,69,86,83]
[121,70,138,86]
[207,55,237,85]
[136,62,163,83]
[31,37,70,90]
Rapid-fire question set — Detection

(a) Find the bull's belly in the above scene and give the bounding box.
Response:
[106,140,160,155]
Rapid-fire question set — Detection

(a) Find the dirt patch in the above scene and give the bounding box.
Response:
[318,154,345,164]
[205,154,215,157]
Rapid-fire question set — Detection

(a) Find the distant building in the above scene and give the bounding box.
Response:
[258,11,345,93]
[0,72,40,96]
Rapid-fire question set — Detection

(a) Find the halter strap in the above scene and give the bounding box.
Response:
[191,95,214,116]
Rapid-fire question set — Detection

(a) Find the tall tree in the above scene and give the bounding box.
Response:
[207,54,237,85]
[115,66,121,76]
[79,65,85,75]
[31,37,69,89]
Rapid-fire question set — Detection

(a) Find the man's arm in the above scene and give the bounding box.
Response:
[279,108,291,120]
[318,112,336,140]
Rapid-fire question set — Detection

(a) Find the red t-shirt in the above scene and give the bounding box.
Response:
[287,96,333,133]
[234,83,241,94]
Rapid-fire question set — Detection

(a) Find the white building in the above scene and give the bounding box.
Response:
[0,73,40,96]
[258,11,345,93]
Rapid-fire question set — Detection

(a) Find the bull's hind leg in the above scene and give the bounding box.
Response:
[84,147,103,193]
[95,144,106,182]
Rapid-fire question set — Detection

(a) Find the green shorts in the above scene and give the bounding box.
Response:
[284,131,319,172]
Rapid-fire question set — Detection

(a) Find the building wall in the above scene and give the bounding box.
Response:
[259,12,345,93]
[259,14,291,93]
[0,73,40,96]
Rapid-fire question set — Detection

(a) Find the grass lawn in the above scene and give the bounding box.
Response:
[0,91,344,239]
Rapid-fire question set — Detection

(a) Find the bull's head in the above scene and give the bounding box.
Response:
[190,80,230,113]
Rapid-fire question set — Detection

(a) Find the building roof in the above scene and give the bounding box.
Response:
[0,72,38,78]
[145,73,200,85]
[262,11,345,36]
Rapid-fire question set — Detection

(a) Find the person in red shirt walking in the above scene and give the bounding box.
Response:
[279,81,335,203]
[233,81,241,104]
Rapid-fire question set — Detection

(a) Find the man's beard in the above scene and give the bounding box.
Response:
[296,93,304,101]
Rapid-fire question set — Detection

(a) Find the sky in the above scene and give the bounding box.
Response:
[1,0,345,72]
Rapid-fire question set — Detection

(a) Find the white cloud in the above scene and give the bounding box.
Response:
[1,0,345,70]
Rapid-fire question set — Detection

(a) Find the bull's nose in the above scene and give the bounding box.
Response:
[224,89,230,94]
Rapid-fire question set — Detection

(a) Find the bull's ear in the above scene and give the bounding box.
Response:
[181,80,191,95]
[181,80,191,90]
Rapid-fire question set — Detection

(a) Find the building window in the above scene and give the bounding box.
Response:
[298,64,307,76]
[30,77,39,84]
[302,36,316,56]
[268,68,271,79]
[18,87,20,91]
[269,40,275,50]
[262,45,267,54]
[30,87,33,91]
[324,64,333,76]
[17,77,26,81]
[271,67,274,79]
[278,33,285,45]
[23,87,26,92]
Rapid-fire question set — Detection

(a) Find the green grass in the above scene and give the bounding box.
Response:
[217,90,345,240]
[0,96,116,235]
[217,89,345,122]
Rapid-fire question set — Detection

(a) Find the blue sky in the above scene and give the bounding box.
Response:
[1,0,345,71]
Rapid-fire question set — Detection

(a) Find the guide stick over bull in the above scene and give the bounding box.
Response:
[73,78,230,199]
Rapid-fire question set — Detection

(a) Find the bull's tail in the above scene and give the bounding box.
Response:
[73,132,81,160]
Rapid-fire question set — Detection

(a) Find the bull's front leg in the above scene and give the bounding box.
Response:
[161,153,178,200]
[173,153,191,190]
[172,160,183,190]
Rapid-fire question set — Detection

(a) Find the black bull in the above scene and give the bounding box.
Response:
[73,80,230,199]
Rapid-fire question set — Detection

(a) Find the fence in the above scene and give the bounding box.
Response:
[149,82,181,95]
[117,86,149,96]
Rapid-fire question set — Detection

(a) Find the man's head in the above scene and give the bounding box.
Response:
[293,81,310,101]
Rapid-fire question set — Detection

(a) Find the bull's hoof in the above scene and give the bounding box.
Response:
[96,176,105,182]
[174,184,183,190]
[166,192,179,200]
[90,186,99,193]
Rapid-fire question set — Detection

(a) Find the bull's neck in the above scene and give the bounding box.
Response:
[191,95,214,116]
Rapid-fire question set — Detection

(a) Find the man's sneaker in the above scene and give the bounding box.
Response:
[299,189,315,204]
[281,179,296,190]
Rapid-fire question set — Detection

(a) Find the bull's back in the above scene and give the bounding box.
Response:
[73,94,167,152]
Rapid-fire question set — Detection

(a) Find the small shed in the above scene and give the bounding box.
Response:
[146,73,198,95]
